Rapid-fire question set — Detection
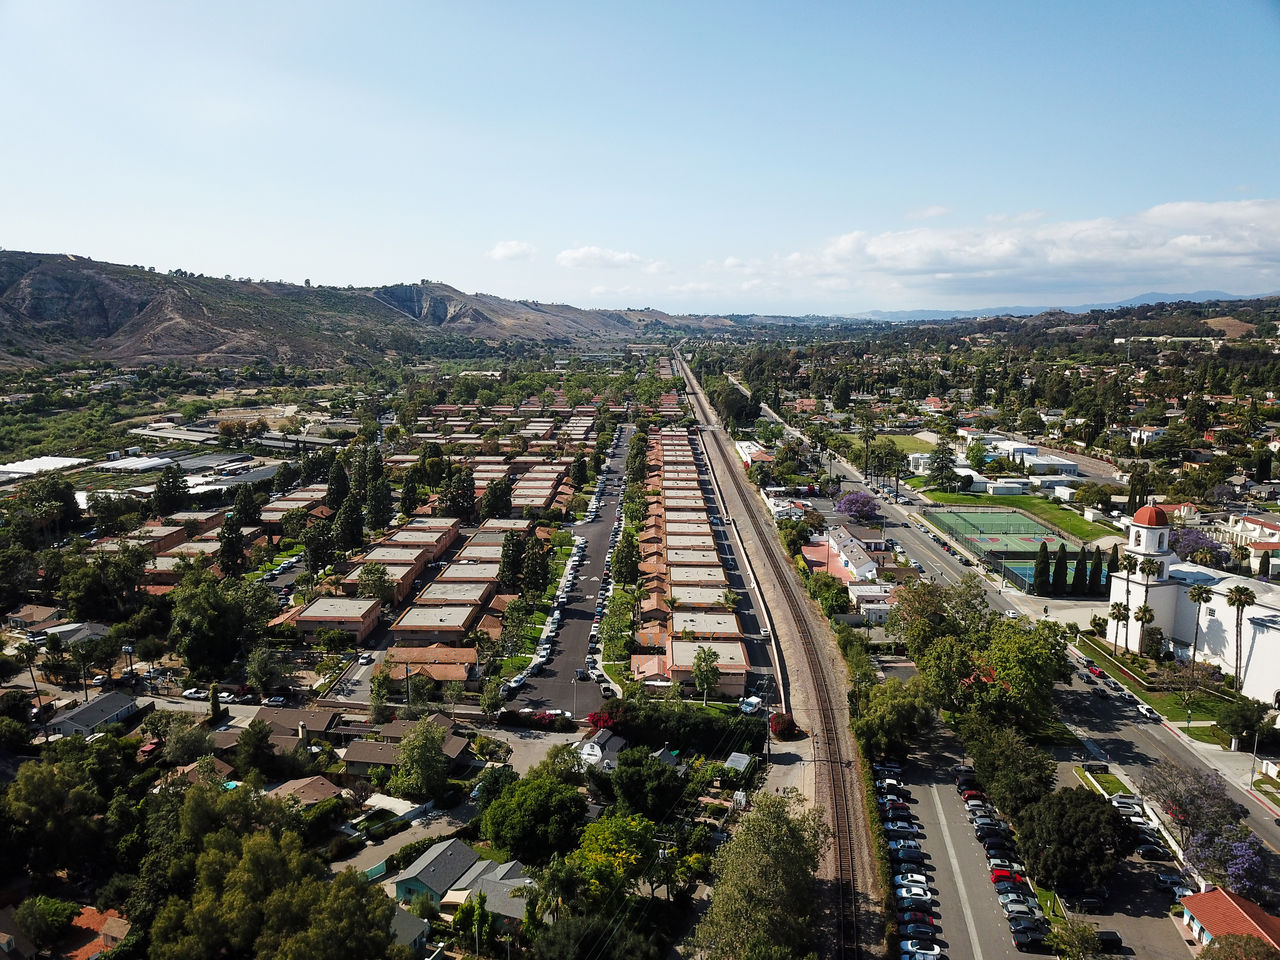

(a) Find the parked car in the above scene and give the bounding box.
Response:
[894,886,931,903]
[991,869,1026,885]
[899,941,941,958]
[995,881,1029,896]
[182,688,204,700]
[892,873,930,888]
[988,858,1027,874]
[1136,844,1172,861]
[217,691,234,703]
[263,696,286,707]
[888,839,920,852]
[892,848,926,865]
[885,822,920,838]
[1011,930,1047,952]
[896,910,934,925]
[91,675,108,687]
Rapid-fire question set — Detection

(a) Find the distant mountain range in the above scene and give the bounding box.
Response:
[837,290,1279,324]
[0,248,1273,367]
[0,250,716,367]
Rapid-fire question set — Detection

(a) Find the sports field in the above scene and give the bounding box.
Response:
[931,509,1070,554]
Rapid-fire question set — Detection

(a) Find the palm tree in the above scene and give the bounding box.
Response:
[1138,557,1162,604]
[1108,602,1129,656]
[1187,584,1212,681]
[1231,544,1250,574]
[1133,604,1156,657]
[70,642,94,700]
[1119,555,1139,653]
[16,641,42,721]
[1226,585,1257,690]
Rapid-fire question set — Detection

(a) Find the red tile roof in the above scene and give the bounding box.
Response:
[1181,889,1280,948]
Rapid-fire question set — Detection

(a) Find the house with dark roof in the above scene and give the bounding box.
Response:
[1180,888,1280,950]
[344,739,401,777]
[391,838,480,905]
[389,905,433,957]
[577,728,627,771]
[47,692,139,737]
[267,775,343,809]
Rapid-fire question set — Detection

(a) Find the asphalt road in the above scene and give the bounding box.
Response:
[511,426,634,717]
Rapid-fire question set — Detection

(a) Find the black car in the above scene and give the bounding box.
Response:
[1012,931,1047,952]
[1009,918,1048,935]
[1136,844,1171,861]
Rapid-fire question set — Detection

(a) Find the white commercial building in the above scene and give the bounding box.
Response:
[1108,505,1280,708]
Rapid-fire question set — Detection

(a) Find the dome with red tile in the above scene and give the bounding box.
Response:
[1133,504,1169,527]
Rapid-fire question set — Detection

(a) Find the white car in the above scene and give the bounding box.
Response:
[182,688,204,700]
[894,886,930,903]
[892,873,930,888]
[217,691,234,704]
[900,942,941,958]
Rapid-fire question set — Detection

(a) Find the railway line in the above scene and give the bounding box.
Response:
[677,356,873,960]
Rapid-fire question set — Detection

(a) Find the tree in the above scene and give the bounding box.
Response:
[482,774,588,864]
[441,466,476,520]
[479,678,504,719]
[302,519,334,576]
[325,460,350,509]
[612,528,640,585]
[356,562,394,605]
[612,746,686,823]
[1187,584,1213,679]
[568,813,657,900]
[570,455,588,489]
[532,912,662,960]
[924,440,958,490]
[365,475,393,530]
[333,494,364,551]
[1187,825,1270,900]
[1118,554,1138,652]
[691,645,721,705]
[1108,602,1129,656]
[163,717,214,765]
[1072,545,1089,597]
[853,676,935,757]
[231,484,261,527]
[1133,604,1155,657]
[387,718,448,802]
[15,895,80,952]
[692,789,829,960]
[497,532,525,593]
[246,644,282,697]
[478,476,512,520]
[1051,543,1069,596]
[1199,935,1280,960]
[234,718,276,776]
[217,515,246,577]
[966,440,989,473]
[1088,546,1105,596]
[1016,787,1136,891]
[1218,699,1271,740]
[522,536,550,596]
[1227,585,1257,689]
[15,640,42,720]
[963,720,1057,820]
[1033,542,1051,596]
[1046,916,1102,960]
[152,464,190,515]
[834,491,879,524]
[472,765,519,813]
[149,826,403,960]
[170,566,276,677]
[443,679,465,718]
[1141,761,1245,848]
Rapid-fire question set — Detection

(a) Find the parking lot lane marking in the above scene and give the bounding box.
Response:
[930,782,987,960]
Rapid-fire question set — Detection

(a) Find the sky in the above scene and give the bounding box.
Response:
[3,1,1280,315]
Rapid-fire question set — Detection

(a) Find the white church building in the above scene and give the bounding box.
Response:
[1108,505,1280,708]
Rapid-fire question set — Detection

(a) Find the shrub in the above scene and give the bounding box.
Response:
[770,712,798,739]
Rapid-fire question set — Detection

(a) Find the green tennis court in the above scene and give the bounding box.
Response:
[930,509,1070,555]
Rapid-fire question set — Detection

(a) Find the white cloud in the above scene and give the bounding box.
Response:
[556,245,643,269]
[642,260,672,276]
[906,205,950,220]
[485,240,536,261]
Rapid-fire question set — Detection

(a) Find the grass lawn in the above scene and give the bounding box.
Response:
[1027,717,1080,748]
[1185,724,1231,747]
[602,662,630,687]
[906,476,928,490]
[845,434,935,455]
[1075,634,1226,721]
[918,491,1113,542]
[1093,772,1128,796]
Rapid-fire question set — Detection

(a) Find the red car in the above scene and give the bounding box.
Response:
[962,790,987,802]
[1088,666,1106,678]
[991,869,1027,885]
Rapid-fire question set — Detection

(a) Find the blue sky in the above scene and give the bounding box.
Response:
[3,1,1280,314]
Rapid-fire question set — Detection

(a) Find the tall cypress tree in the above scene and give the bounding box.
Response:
[1088,546,1104,596]
[1107,544,1120,574]
[1051,543,1069,596]
[1072,545,1089,597]
[1033,542,1051,596]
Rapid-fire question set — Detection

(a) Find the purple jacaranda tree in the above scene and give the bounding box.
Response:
[835,491,879,525]
[1169,527,1230,569]
[1187,825,1270,900]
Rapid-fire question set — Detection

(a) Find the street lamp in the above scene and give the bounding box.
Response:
[572,678,578,719]
[1250,726,1262,787]
[1186,708,1192,734]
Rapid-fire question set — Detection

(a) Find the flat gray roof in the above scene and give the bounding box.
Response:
[395,605,476,629]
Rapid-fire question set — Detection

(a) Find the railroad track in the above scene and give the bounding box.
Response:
[677,358,865,960]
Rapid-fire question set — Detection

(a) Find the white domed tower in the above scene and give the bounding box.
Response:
[1108,504,1178,651]
[1127,504,1173,580]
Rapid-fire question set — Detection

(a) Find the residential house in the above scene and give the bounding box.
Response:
[47,692,139,737]
[577,728,628,770]
[344,739,401,777]
[267,775,343,810]
[295,596,382,646]
[390,906,433,958]
[391,838,482,905]
[1180,888,1280,950]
